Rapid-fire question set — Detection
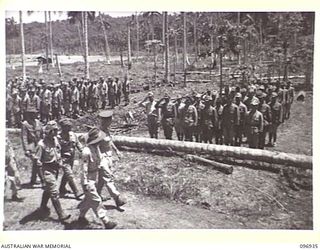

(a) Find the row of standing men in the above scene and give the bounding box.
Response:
[6,76,131,127]
[139,81,294,149]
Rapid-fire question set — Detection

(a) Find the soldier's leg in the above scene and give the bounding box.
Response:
[60,162,82,198]
[42,168,70,221]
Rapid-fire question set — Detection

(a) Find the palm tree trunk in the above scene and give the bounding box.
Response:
[193,14,198,62]
[164,12,169,84]
[19,11,26,80]
[44,11,49,71]
[48,11,55,67]
[182,12,187,87]
[173,33,178,84]
[77,23,84,57]
[136,13,140,59]
[127,24,132,69]
[99,13,111,64]
[83,12,90,79]
[162,12,165,68]
[151,16,155,40]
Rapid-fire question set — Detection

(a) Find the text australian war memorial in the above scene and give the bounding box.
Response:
[4,11,314,230]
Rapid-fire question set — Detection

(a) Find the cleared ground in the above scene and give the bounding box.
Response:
[4,61,313,230]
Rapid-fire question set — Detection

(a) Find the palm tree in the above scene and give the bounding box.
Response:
[83,12,89,79]
[98,12,111,64]
[135,12,140,59]
[48,11,55,67]
[142,12,161,40]
[182,12,187,87]
[164,12,169,84]
[19,11,26,80]
[44,11,49,70]
[68,11,95,79]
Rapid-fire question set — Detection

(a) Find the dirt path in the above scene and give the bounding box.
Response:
[4,186,243,230]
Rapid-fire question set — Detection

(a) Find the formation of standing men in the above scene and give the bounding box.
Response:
[6,75,132,128]
[140,80,294,149]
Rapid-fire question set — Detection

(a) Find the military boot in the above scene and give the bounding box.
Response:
[51,198,71,222]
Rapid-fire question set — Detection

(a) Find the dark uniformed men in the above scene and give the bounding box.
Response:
[139,92,160,139]
[173,95,184,141]
[246,98,263,149]
[200,95,217,144]
[221,95,239,146]
[182,97,198,142]
[268,92,282,147]
[156,94,175,140]
[257,90,271,149]
[234,92,248,146]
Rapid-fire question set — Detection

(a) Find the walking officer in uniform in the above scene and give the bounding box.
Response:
[58,118,83,200]
[21,107,44,186]
[34,121,71,222]
[96,110,126,208]
[77,127,117,229]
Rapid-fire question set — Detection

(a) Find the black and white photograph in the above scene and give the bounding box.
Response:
[3,7,315,237]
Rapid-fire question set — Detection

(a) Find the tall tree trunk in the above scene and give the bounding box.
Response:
[237,12,241,65]
[44,11,49,71]
[182,12,187,87]
[83,12,90,79]
[48,11,55,67]
[99,13,111,64]
[193,14,198,62]
[173,32,178,84]
[77,23,84,57]
[127,24,132,69]
[136,13,139,59]
[162,12,165,68]
[164,12,169,84]
[151,16,155,40]
[19,11,26,80]
[153,44,157,84]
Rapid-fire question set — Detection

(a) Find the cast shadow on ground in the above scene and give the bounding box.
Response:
[19,208,57,224]
[64,220,103,230]
[20,182,43,189]
[104,204,125,212]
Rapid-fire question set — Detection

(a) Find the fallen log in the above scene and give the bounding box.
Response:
[184,154,233,174]
[6,129,312,169]
[112,136,312,169]
[209,155,281,173]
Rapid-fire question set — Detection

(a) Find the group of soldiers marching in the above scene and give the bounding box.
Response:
[139,79,294,149]
[6,107,126,229]
[6,75,131,128]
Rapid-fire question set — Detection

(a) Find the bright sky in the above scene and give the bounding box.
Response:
[5,11,136,23]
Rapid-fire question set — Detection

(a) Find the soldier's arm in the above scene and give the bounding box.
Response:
[75,134,84,153]
[235,105,240,126]
[33,142,44,167]
[81,147,90,187]
[110,140,122,159]
[193,106,198,126]
[21,123,30,154]
[259,113,264,133]
[213,108,218,127]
